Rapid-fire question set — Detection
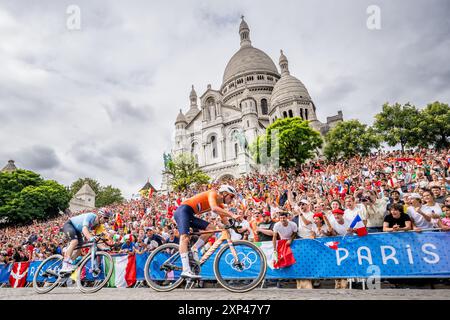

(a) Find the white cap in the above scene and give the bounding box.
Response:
[300,199,310,205]
[409,193,422,200]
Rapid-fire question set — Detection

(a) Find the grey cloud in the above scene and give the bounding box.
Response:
[15,145,61,171]
[69,140,145,173]
[316,78,358,106]
[104,100,154,123]
[70,144,110,169]
[198,10,241,29]
[0,0,449,197]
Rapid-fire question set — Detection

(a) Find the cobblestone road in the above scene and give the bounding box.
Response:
[0,288,449,300]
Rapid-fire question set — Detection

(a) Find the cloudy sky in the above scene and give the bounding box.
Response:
[0,0,449,198]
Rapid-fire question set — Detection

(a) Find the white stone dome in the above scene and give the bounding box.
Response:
[270,50,311,111]
[270,74,311,107]
[175,109,187,124]
[222,46,279,85]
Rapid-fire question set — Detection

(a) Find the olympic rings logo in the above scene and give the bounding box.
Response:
[224,251,258,271]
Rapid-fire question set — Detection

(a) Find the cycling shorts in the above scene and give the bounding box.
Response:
[173,205,210,235]
[62,221,84,244]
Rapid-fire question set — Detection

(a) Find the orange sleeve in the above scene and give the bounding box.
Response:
[208,190,219,209]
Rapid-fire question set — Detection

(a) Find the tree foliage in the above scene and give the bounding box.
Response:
[0,170,70,225]
[324,119,381,161]
[251,117,323,168]
[373,103,421,152]
[96,185,125,207]
[163,153,210,192]
[69,178,124,207]
[417,101,450,150]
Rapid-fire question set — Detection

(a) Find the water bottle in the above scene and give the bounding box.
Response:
[72,256,82,265]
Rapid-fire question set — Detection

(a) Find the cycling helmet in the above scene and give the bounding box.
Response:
[218,184,237,196]
[98,209,112,219]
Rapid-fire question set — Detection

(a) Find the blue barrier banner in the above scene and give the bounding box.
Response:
[135,252,149,281]
[0,264,12,284]
[186,232,450,279]
[26,261,46,283]
[3,232,448,287]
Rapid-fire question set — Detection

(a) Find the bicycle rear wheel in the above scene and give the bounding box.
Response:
[32,254,64,294]
[214,240,267,293]
[76,251,113,294]
[144,243,185,292]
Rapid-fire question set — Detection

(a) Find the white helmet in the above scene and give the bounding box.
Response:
[218,184,237,196]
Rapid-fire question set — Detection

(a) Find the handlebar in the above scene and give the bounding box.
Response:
[90,233,109,244]
[225,219,242,231]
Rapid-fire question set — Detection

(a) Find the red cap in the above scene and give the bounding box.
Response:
[313,212,324,219]
[264,211,271,217]
[332,209,345,215]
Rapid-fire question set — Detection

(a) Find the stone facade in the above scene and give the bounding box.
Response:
[1,160,17,173]
[69,183,96,213]
[172,17,343,181]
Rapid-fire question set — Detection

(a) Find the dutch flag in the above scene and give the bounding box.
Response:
[349,214,368,236]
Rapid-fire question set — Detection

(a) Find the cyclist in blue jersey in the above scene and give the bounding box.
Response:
[60,209,112,273]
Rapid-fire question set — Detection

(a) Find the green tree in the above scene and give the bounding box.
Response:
[417,101,450,149]
[373,103,421,152]
[0,170,70,225]
[163,153,210,192]
[96,185,125,207]
[251,117,323,168]
[324,120,381,161]
[0,169,42,208]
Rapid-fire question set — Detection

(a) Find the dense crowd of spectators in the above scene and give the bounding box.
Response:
[1,148,449,287]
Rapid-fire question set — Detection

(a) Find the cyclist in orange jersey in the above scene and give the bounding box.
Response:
[173,185,240,279]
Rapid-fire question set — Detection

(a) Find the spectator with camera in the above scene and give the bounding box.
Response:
[363,190,388,233]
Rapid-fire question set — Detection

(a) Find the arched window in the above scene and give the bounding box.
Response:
[191,142,199,163]
[206,97,216,120]
[283,111,288,118]
[210,135,217,158]
[300,108,303,119]
[305,109,309,120]
[261,99,268,115]
[288,110,293,117]
[234,143,239,158]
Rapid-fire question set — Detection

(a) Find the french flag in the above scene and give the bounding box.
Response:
[350,214,368,236]
[324,241,339,250]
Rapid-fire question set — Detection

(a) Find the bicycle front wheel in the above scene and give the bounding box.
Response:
[144,243,185,292]
[32,254,64,294]
[76,251,113,294]
[214,240,267,293]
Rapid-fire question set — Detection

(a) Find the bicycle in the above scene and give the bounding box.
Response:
[32,234,113,294]
[144,219,267,293]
